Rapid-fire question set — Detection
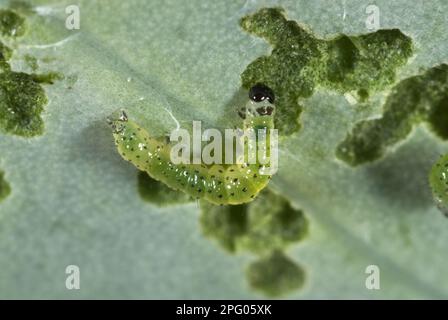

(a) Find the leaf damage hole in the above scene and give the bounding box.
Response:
[0,170,11,203]
[137,171,194,206]
[240,7,414,135]
[0,8,63,137]
[337,64,448,166]
[200,188,308,297]
[246,250,305,297]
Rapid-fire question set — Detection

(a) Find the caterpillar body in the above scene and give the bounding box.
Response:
[108,84,277,205]
[429,154,448,216]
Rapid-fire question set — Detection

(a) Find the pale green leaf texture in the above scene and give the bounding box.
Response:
[0,0,448,298]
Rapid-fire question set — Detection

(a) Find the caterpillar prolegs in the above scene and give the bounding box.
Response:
[108,84,278,205]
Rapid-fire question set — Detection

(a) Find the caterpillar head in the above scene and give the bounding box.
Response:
[107,110,128,134]
[238,84,276,120]
[107,110,148,154]
[238,84,276,132]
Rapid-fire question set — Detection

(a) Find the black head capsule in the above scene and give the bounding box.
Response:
[249,84,275,104]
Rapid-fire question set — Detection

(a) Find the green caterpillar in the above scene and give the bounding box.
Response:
[108,84,277,205]
[429,154,448,216]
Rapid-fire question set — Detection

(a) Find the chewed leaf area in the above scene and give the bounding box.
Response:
[137,175,308,296]
[0,9,26,38]
[246,250,305,297]
[240,7,413,135]
[138,171,194,206]
[337,64,448,166]
[200,188,308,254]
[0,70,49,137]
[200,188,308,296]
[0,41,11,70]
[0,8,62,137]
[0,170,10,202]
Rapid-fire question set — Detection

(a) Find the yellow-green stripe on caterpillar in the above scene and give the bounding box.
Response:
[108,84,277,205]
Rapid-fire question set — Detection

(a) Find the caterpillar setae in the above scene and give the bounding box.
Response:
[108,84,277,205]
[429,154,448,216]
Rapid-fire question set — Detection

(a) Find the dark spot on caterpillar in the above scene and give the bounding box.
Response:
[226,176,230,180]
[233,178,238,183]
[219,169,223,173]
[198,189,202,193]
[256,106,274,116]
[136,155,140,158]
[231,193,235,196]
[230,169,235,172]
[242,187,247,192]
[253,174,258,178]
[211,175,215,179]
[200,176,205,180]
[219,194,223,198]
